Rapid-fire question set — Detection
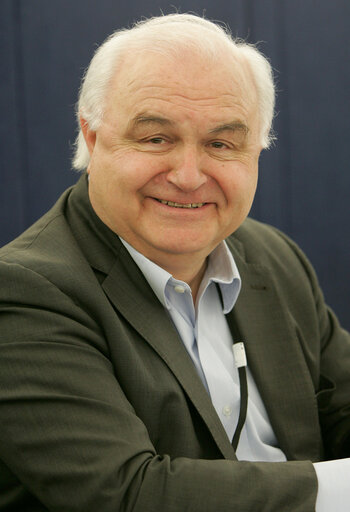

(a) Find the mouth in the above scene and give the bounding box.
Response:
[154,198,206,209]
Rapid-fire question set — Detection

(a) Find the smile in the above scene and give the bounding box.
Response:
[155,199,205,209]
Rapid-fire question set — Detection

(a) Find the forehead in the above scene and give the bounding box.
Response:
[105,50,258,126]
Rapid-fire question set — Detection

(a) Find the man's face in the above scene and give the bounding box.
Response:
[85,50,262,267]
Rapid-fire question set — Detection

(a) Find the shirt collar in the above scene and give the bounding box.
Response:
[120,238,241,314]
[197,241,241,314]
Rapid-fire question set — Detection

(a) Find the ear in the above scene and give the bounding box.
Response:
[80,117,96,155]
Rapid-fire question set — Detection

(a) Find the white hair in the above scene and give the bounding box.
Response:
[72,13,275,170]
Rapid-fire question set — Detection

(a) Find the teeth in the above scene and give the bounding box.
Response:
[158,199,205,208]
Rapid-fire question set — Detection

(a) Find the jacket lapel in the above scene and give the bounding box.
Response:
[101,247,237,460]
[227,237,321,461]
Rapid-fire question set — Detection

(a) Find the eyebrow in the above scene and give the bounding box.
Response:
[209,121,249,135]
[130,114,175,129]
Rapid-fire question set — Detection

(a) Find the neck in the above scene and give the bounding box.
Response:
[119,236,211,303]
[141,247,208,303]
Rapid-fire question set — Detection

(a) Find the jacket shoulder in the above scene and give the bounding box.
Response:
[229,217,309,270]
[0,186,72,260]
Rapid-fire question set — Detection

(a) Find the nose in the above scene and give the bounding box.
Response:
[166,145,207,192]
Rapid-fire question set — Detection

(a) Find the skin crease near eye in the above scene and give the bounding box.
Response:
[83,49,262,300]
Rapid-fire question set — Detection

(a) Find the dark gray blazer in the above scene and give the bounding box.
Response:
[0,175,349,511]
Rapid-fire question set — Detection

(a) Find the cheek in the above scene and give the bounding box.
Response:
[91,149,158,194]
[121,157,173,196]
[218,162,258,203]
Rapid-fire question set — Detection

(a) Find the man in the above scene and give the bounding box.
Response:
[0,13,349,511]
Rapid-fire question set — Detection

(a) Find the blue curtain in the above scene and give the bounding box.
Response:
[1,0,350,329]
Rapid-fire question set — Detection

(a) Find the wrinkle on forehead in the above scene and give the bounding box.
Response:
[126,83,247,106]
[115,82,255,123]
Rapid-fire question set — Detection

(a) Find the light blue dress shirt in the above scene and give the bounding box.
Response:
[121,237,350,510]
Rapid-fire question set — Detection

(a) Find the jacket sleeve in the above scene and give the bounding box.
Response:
[0,260,318,512]
[269,227,350,460]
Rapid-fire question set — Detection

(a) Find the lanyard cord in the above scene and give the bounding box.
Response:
[215,283,248,452]
[231,362,248,451]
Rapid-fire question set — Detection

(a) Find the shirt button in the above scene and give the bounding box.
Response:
[174,285,186,294]
[222,405,232,417]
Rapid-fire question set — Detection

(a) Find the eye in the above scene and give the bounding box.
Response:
[148,137,167,144]
[208,140,230,150]
[138,135,173,153]
[205,139,239,160]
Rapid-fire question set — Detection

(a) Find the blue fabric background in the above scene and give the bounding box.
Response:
[1,0,349,329]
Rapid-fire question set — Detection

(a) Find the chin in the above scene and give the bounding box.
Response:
[149,236,216,257]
